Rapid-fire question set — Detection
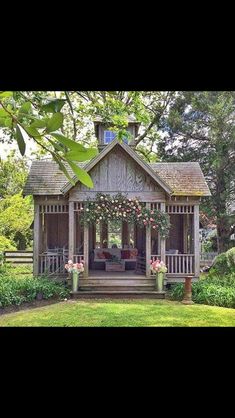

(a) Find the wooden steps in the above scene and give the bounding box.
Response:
[71,290,165,299]
[70,275,165,298]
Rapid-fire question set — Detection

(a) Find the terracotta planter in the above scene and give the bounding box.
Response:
[72,272,79,292]
[156,272,164,292]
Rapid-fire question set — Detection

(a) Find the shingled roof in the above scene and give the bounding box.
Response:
[150,162,211,196]
[23,157,211,197]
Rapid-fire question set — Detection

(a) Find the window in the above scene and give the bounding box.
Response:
[104,130,116,144]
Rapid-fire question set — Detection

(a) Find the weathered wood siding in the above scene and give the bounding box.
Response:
[69,148,166,201]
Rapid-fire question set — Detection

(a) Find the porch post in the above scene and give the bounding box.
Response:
[83,224,89,277]
[146,203,151,278]
[33,200,40,276]
[122,222,129,247]
[193,204,200,277]
[183,214,188,253]
[69,201,75,261]
[160,202,166,263]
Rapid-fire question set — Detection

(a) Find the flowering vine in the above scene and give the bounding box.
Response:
[78,193,170,238]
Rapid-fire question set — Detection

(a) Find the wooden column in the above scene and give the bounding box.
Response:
[146,203,151,278]
[122,222,129,247]
[69,201,75,260]
[100,221,108,248]
[83,224,89,277]
[183,214,188,253]
[33,201,40,276]
[193,204,200,277]
[160,202,166,263]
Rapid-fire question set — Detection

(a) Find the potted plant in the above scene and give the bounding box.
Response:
[65,260,84,292]
[150,259,168,291]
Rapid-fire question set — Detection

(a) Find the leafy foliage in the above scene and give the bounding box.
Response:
[0,151,29,198]
[169,269,235,308]
[0,266,69,308]
[0,193,33,249]
[158,91,235,253]
[0,236,16,252]
[210,247,235,275]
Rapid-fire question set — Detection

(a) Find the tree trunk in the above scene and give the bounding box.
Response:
[217,217,231,254]
[215,163,231,254]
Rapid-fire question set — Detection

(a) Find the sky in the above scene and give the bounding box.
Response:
[0,134,37,159]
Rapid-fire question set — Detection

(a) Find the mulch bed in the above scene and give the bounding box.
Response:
[0,298,69,316]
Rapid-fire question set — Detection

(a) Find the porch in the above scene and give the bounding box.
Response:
[34,200,200,282]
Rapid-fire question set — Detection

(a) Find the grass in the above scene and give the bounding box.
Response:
[0,299,235,327]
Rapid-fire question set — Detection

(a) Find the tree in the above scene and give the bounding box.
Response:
[0,91,176,170]
[0,193,33,250]
[157,91,235,253]
[0,151,29,198]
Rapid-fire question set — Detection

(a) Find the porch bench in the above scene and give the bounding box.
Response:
[93,248,138,270]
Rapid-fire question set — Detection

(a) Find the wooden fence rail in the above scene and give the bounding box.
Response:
[4,251,33,264]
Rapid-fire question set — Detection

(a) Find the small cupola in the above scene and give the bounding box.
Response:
[93,116,140,151]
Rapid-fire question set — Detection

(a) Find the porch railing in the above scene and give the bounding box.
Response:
[150,254,195,275]
[166,254,194,274]
[39,254,84,275]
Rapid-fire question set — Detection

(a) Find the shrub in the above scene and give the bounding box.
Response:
[169,271,235,308]
[0,273,70,308]
[0,235,16,252]
[211,247,235,275]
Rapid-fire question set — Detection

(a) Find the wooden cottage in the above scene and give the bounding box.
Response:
[24,118,211,294]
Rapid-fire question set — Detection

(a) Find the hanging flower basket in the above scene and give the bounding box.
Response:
[79,193,170,238]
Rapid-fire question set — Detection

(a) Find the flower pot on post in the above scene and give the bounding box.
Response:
[150,258,167,292]
[64,259,85,294]
[156,272,165,292]
[72,271,79,292]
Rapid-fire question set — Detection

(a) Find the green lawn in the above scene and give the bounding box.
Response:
[0,299,235,326]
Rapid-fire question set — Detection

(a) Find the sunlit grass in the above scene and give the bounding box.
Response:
[0,299,234,327]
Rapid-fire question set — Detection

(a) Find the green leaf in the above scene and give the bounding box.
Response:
[52,154,75,186]
[51,133,86,152]
[30,119,48,128]
[47,137,66,153]
[15,125,26,156]
[46,112,63,133]
[41,99,66,113]
[23,126,41,138]
[4,117,13,128]
[67,161,94,189]
[0,91,13,98]
[18,102,31,115]
[0,108,8,118]
[0,117,6,127]
[66,147,98,162]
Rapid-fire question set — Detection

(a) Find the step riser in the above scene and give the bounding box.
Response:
[79,286,156,291]
[72,293,165,299]
[79,280,155,285]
